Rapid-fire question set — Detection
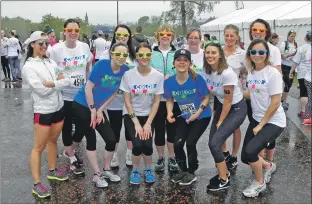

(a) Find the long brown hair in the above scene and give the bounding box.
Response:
[245,39,271,73]
[203,42,228,75]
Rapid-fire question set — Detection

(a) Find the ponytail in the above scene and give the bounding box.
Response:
[188,68,197,80]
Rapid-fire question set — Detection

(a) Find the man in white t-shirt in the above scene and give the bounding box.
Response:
[93,30,107,62]
[6,31,22,82]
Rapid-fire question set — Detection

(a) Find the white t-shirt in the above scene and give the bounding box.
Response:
[247,65,286,128]
[203,67,243,105]
[160,49,170,62]
[94,38,107,59]
[6,37,20,57]
[120,67,164,116]
[1,37,8,56]
[280,41,297,67]
[190,49,204,74]
[268,42,281,66]
[225,46,246,78]
[48,41,92,101]
[292,43,311,79]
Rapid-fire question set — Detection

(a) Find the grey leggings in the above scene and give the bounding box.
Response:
[209,99,247,163]
[241,118,284,164]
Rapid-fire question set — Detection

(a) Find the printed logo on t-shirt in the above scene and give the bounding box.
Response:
[172,89,196,103]
[131,84,157,96]
[101,75,122,87]
[248,79,266,93]
[62,55,87,70]
[205,78,220,91]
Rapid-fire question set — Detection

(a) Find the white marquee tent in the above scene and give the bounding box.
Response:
[200,1,311,47]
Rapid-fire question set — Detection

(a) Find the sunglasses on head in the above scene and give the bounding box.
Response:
[112,52,129,58]
[136,52,152,58]
[249,49,268,56]
[206,40,220,45]
[115,32,129,38]
[159,32,173,37]
[64,28,80,33]
[37,40,50,47]
[251,27,267,33]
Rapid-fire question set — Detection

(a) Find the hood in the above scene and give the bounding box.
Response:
[153,44,177,52]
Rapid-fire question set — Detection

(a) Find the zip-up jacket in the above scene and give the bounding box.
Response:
[23,57,70,114]
[150,45,177,76]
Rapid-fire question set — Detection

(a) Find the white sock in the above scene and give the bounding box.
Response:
[69,156,77,164]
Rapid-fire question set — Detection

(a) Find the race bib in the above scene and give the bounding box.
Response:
[179,103,196,114]
[70,75,85,88]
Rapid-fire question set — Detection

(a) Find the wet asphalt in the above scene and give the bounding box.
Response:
[0,81,311,204]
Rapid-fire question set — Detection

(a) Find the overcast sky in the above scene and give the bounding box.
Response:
[1,1,288,25]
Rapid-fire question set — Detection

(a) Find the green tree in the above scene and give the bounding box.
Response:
[137,16,150,27]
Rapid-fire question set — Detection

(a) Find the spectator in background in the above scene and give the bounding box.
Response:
[132,26,149,48]
[201,33,211,48]
[270,33,280,46]
[6,31,22,82]
[1,30,11,82]
[47,29,56,47]
[93,30,107,62]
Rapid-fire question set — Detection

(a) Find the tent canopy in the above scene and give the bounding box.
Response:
[275,2,311,26]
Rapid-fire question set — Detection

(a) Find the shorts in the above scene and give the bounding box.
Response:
[34,107,65,126]
[298,78,308,97]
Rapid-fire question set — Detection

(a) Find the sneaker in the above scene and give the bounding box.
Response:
[171,171,188,183]
[179,172,197,186]
[4,78,11,82]
[144,168,156,183]
[70,161,85,175]
[226,156,238,170]
[282,102,289,110]
[17,77,23,81]
[125,151,132,166]
[298,111,305,119]
[102,169,121,182]
[111,153,119,168]
[303,118,312,125]
[168,157,179,172]
[32,182,51,199]
[155,157,165,172]
[263,162,277,183]
[209,172,230,184]
[47,169,69,181]
[242,180,266,197]
[130,168,141,185]
[207,175,230,191]
[63,150,83,164]
[93,173,108,188]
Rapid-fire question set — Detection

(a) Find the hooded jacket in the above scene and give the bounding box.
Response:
[150,45,177,76]
[22,57,70,114]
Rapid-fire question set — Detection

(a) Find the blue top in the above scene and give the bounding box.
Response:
[164,74,212,120]
[74,59,129,109]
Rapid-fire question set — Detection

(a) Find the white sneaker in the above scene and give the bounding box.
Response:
[103,170,121,182]
[93,174,108,188]
[263,162,277,183]
[125,150,132,166]
[111,153,119,168]
[243,180,266,197]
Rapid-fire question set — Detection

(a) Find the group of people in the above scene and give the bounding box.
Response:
[21,17,311,200]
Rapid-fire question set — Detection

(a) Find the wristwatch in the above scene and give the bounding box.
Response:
[89,104,95,109]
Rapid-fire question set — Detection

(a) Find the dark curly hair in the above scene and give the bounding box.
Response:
[249,18,271,42]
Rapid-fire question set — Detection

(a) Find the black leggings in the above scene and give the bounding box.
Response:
[62,100,74,147]
[298,78,308,98]
[107,109,131,143]
[209,99,247,163]
[154,101,181,146]
[124,115,154,156]
[72,101,116,151]
[305,79,312,119]
[1,56,10,78]
[241,118,284,164]
[282,64,293,93]
[175,117,210,174]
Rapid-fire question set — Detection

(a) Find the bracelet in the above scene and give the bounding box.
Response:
[129,113,136,119]
[200,104,206,110]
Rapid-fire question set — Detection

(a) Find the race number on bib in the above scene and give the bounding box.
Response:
[179,103,196,114]
[70,75,85,88]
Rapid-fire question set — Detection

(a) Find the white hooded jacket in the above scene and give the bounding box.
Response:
[23,57,70,114]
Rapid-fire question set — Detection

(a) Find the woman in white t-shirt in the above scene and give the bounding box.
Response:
[289,31,312,120]
[204,42,247,192]
[241,39,286,198]
[120,43,164,185]
[280,30,298,110]
[47,18,93,175]
[185,29,204,75]
[100,24,137,168]
[219,24,247,170]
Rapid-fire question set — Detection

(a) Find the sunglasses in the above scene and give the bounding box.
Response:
[64,28,80,33]
[115,32,129,38]
[251,27,267,33]
[159,32,173,37]
[136,52,152,58]
[112,52,129,58]
[37,40,50,47]
[249,49,268,56]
